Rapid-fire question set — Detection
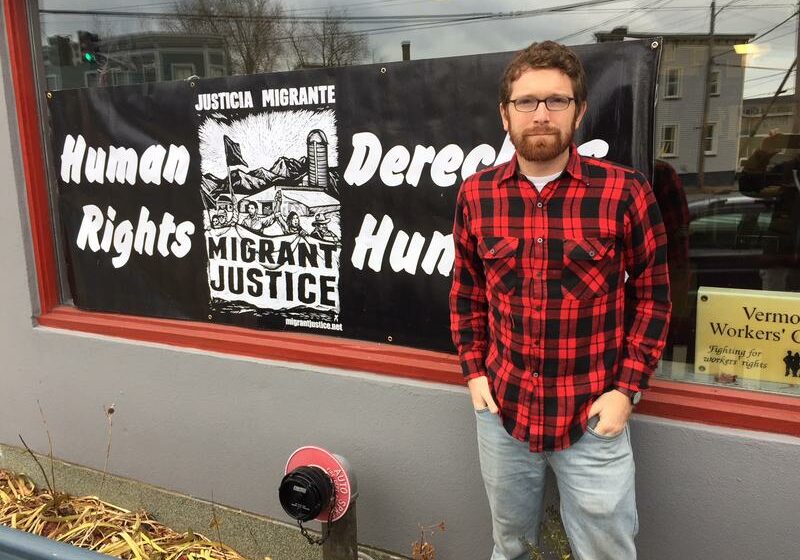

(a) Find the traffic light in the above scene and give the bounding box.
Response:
[77,31,100,64]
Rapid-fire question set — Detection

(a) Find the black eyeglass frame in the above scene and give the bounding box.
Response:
[505,95,576,112]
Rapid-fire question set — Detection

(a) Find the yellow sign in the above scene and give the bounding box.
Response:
[695,286,800,384]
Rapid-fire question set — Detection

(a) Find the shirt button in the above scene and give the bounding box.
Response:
[533,372,540,378]
[537,237,544,244]
[490,248,496,254]
[536,202,543,208]
[534,305,542,312]
[588,250,595,257]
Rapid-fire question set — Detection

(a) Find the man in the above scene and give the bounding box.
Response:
[240,201,264,230]
[450,41,671,560]
[310,212,341,244]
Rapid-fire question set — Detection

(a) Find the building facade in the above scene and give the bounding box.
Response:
[597,27,754,187]
[43,32,229,90]
[2,4,799,560]
[739,93,797,164]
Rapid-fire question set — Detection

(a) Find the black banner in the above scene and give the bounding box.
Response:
[49,39,660,352]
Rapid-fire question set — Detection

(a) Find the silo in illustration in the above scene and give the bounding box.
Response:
[307,129,328,189]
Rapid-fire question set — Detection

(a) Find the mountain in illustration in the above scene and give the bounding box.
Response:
[250,167,280,184]
[230,169,267,193]
[201,172,224,195]
[270,156,306,178]
[206,154,339,197]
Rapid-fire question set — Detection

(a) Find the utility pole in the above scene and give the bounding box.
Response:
[697,0,716,190]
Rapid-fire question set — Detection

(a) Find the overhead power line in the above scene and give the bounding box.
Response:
[746,86,795,98]
[41,0,645,45]
[557,0,674,42]
[745,69,796,81]
[39,0,638,25]
[40,9,495,23]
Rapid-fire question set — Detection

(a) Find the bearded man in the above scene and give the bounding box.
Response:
[449,41,671,560]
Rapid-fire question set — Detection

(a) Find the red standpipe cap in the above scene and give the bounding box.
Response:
[285,446,356,522]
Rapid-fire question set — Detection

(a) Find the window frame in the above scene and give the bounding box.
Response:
[660,123,679,157]
[704,122,718,155]
[45,73,59,90]
[664,67,682,99]
[709,70,721,96]
[83,70,98,88]
[142,63,158,83]
[7,1,800,438]
[209,64,226,78]
[170,62,196,80]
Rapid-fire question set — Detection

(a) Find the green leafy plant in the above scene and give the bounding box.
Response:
[519,505,572,560]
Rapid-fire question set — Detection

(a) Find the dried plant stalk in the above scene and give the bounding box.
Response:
[0,470,251,560]
[411,521,445,560]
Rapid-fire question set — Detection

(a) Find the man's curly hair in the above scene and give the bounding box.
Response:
[499,41,587,108]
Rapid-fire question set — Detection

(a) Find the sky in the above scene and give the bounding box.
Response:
[38,0,800,99]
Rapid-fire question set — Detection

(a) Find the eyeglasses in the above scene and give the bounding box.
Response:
[507,95,574,112]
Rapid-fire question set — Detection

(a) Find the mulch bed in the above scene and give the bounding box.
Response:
[0,469,254,560]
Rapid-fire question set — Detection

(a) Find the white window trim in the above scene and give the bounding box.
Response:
[660,124,679,158]
[664,67,682,99]
[704,122,718,156]
[171,63,196,81]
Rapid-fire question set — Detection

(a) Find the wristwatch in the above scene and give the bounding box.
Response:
[616,387,642,406]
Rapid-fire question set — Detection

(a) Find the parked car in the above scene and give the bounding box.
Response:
[687,193,784,292]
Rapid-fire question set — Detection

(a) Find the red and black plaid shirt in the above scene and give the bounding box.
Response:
[450,146,671,451]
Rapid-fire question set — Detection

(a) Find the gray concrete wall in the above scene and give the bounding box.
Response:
[633,416,800,560]
[2,18,800,560]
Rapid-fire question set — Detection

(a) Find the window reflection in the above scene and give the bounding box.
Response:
[36,1,800,395]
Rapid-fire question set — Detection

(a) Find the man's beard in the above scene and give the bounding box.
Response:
[511,124,574,162]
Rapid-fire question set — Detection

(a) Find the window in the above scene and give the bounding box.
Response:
[703,123,717,155]
[45,74,60,91]
[109,69,127,86]
[709,70,720,96]
[661,124,678,157]
[13,0,799,436]
[171,63,195,81]
[663,42,677,62]
[143,64,157,82]
[84,71,98,88]
[664,68,682,98]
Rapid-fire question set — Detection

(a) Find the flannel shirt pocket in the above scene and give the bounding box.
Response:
[561,237,618,300]
[478,236,519,295]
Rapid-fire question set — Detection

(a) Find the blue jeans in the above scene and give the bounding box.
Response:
[475,409,638,560]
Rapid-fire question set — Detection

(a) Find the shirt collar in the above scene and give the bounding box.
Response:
[499,143,588,186]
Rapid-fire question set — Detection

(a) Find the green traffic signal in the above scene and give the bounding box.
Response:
[78,30,100,64]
